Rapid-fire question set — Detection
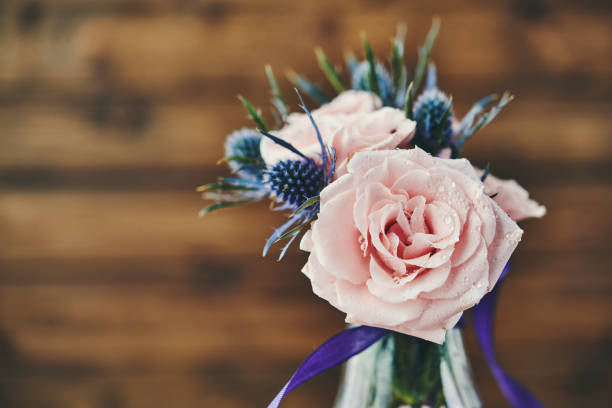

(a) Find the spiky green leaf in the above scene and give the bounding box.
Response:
[286,70,330,105]
[457,92,514,149]
[315,47,345,94]
[413,17,440,93]
[199,200,252,216]
[294,195,320,214]
[196,181,257,193]
[265,64,289,119]
[361,33,381,98]
[392,45,404,88]
[391,23,407,92]
[276,218,313,242]
[238,95,269,132]
[404,81,414,120]
[457,94,496,135]
[217,155,265,166]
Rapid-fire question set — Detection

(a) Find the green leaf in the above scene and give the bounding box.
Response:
[216,155,265,166]
[404,81,414,120]
[276,218,313,242]
[286,70,330,105]
[456,92,514,149]
[315,47,345,94]
[265,64,289,119]
[294,195,320,214]
[391,23,407,92]
[361,33,381,98]
[470,92,514,133]
[199,200,251,216]
[413,17,440,93]
[196,181,256,193]
[457,94,496,134]
[391,41,404,92]
[237,95,269,132]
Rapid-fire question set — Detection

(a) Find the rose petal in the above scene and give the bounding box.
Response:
[486,200,524,289]
[302,252,339,308]
[312,189,370,284]
[483,172,547,221]
[336,279,426,327]
[367,260,452,303]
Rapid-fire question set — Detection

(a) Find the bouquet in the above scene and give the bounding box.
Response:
[199,19,546,408]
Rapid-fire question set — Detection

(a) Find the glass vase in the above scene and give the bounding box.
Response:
[333,328,481,408]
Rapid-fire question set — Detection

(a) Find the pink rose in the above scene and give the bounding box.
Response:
[260,91,415,178]
[313,90,382,116]
[482,173,546,222]
[300,147,523,343]
[437,149,546,222]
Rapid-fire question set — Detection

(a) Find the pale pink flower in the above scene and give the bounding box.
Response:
[483,173,546,221]
[260,91,415,178]
[300,148,523,343]
[314,89,382,116]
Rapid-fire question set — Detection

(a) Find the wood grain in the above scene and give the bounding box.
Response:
[1,0,611,407]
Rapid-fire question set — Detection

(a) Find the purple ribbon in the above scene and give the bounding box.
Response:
[472,265,546,408]
[269,264,545,407]
[267,325,389,408]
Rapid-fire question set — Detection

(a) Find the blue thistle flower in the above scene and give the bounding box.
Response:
[256,90,337,259]
[351,61,394,105]
[412,88,454,154]
[267,159,324,209]
[223,128,265,179]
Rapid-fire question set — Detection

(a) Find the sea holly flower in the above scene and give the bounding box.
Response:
[351,61,394,106]
[412,88,454,155]
[196,128,269,215]
[223,128,266,180]
[299,147,523,343]
[258,93,339,258]
[266,159,324,209]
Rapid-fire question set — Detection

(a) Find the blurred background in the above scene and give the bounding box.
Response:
[0,0,611,407]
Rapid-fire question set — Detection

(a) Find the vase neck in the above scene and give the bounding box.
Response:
[334,328,481,408]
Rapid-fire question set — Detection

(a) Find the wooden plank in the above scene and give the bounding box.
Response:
[0,278,606,407]
[0,4,609,93]
[0,1,610,407]
[0,285,343,366]
[0,279,606,365]
[0,100,609,170]
[0,258,608,406]
[0,371,342,408]
[0,191,290,259]
[0,102,239,169]
[0,186,609,259]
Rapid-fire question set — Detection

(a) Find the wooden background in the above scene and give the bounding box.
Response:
[1,0,611,407]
